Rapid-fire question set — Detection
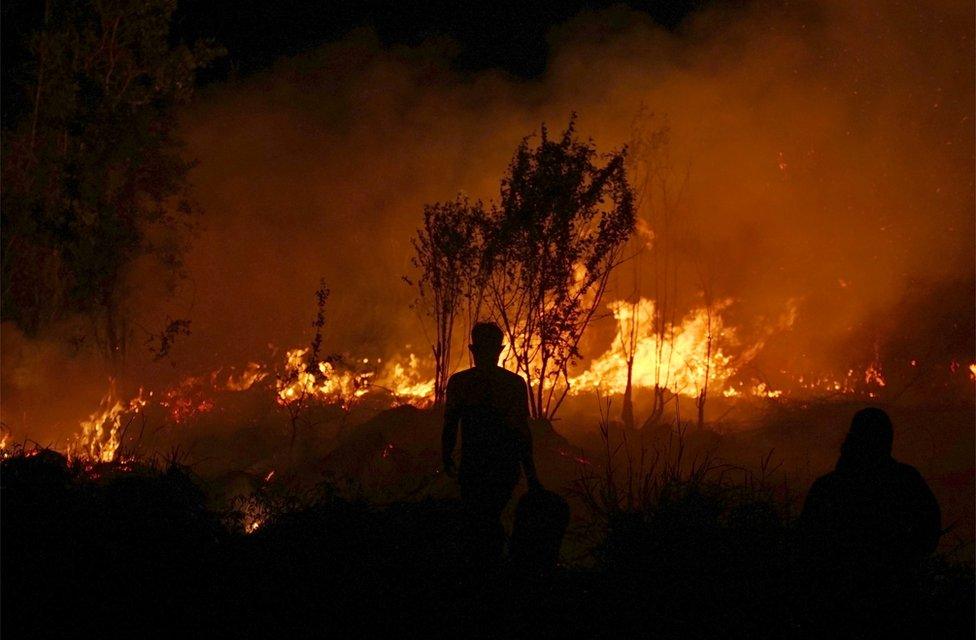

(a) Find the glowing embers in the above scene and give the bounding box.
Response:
[275,348,372,409]
[863,362,886,388]
[722,383,783,399]
[66,349,435,458]
[373,353,435,407]
[68,382,147,463]
[225,362,268,391]
[569,298,735,398]
[274,348,435,410]
[160,375,216,423]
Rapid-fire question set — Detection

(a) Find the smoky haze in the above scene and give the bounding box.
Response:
[3,0,973,443]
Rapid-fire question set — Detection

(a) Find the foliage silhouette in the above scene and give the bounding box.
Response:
[4,419,970,639]
[1,0,222,362]
[408,197,489,404]
[482,115,636,420]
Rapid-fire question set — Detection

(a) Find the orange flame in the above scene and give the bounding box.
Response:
[226,362,268,391]
[373,353,436,407]
[569,298,735,397]
[275,348,372,409]
[68,382,146,463]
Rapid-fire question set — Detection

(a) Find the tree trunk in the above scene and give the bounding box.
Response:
[621,356,635,429]
[640,384,665,430]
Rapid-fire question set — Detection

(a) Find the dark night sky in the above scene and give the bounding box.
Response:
[169,1,712,79]
[2,1,715,88]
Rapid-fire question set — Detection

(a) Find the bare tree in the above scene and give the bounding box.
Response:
[687,227,725,430]
[627,115,690,430]
[695,257,716,430]
[618,278,641,430]
[483,117,636,421]
[408,197,487,404]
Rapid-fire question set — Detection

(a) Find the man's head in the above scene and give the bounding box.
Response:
[470,322,504,367]
[840,407,894,466]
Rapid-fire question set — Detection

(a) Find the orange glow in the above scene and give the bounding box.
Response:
[373,353,435,407]
[569,298,735,397]
[226,362,268,391]
[68,383,146,463]
[275,348,372,409]
[864,362,886,388]
[275,347,434,410]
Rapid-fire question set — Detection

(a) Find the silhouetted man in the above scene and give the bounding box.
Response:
[442,322,542,565]
[800,407,941,628]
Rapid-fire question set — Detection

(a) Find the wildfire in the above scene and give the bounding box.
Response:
[62,308,959,461]
[274,348,435,410]
[226,362,268,391]
[373,353,436,407]
[565,296,915,404]
[160,375,216,423]
[63,347,435,459]
[68,382,147,463]
[275,348,372,409]
[863,362,886,388]
[569,299,735,398]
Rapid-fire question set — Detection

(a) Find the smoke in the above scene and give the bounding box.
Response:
[3,0,973,439]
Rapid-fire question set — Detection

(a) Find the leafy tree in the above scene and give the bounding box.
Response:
[484,117,636,421]
[408,196,488,404]
[1,0,222,364]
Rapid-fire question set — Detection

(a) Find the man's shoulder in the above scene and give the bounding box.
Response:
[447,368,478,383]
[497,367,527,387]
[809,470,845,493]
[448,367,525,383]
[890,460,927,485]
[446,368,485,390]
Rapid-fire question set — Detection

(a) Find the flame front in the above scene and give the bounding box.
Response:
[68,382,147,463]
[569,298,734,397]
[275,348,372,409]
[275,348,435,410]
[373,353,436,407]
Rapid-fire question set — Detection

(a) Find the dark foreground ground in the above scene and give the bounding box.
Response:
[3,447,973,639]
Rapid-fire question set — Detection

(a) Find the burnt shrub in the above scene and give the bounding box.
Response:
[2,443,971,639]
[2,448,224,636]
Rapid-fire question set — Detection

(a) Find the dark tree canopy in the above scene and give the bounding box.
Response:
[411,118,635,419]
[485,117,636,419]
[1,0,221,360]
[409,196,489,404]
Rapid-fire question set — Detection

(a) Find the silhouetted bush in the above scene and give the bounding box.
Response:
[2,445,971,639]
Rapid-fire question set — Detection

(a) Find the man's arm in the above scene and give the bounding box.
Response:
[441,377,460,476]
[909,468,942,556]
[515,378,542,491]
[798,476,832,557]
